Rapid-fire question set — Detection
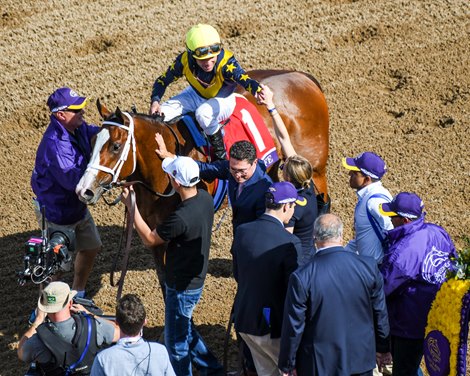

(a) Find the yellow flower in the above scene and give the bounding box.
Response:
[425,279,470,376]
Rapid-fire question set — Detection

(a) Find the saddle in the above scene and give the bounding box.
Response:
[182,95,279,168]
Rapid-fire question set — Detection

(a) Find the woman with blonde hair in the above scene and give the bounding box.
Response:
[259,85,318,264]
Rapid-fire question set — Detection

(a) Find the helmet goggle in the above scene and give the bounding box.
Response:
[191,43,221,59]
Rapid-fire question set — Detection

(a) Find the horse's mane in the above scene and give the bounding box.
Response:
[132,112,181,126]
[131,113,188,132]
[105,110,172,127]
[133,112,165,122]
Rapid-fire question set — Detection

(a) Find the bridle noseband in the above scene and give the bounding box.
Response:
[88,111,137,186]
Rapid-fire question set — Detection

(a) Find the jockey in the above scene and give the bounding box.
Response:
[150,23,264,160]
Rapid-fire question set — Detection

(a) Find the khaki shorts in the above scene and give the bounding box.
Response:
[34,204,102,252]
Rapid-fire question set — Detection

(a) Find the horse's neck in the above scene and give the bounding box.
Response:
[133,116,216,196]
[132,117,163,174]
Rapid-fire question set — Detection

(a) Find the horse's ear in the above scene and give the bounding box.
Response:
[115,107,125,123]
[96,99,112,120]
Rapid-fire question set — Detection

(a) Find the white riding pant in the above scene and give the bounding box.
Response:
[160,86,236,135]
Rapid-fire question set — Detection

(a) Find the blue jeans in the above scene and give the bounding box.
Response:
[165,285,223,376]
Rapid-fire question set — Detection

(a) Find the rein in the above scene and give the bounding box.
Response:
[110,187,135,301]
[101,179,176,206]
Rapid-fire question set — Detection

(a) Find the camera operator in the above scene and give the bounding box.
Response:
[18,282,119,375]
[31,87,102,298]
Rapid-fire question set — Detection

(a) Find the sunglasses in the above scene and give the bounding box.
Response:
[192,43,221,58]
[61,108,83,114]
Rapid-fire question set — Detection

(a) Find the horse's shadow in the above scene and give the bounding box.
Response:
[208,257,233,278]
[96,224,234,275]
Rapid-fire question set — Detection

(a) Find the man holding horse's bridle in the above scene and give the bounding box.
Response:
[31,87,102,299]
[121,156,224,376]
[149,23,265,161]
[155,135,272,376]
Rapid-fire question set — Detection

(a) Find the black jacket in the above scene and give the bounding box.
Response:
[232,214,302,338]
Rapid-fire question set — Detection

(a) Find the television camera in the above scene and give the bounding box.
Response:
[17,206,75,285]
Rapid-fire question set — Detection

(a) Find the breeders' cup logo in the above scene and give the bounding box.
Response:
[69,89,79,97]
[422,246,451,284]
[428,337,441,362]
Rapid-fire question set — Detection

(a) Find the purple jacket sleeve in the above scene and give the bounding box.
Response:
[380,260,411,297]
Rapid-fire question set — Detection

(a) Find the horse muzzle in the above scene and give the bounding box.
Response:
[77,187,102,205]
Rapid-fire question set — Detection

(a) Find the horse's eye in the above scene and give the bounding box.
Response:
[112,143,121,152]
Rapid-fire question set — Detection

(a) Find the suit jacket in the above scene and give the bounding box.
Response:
[278,246,389,376]
[232,214,302,338]
[196,159,273,232]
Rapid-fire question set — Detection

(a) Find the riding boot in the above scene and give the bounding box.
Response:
[207,129,227,161]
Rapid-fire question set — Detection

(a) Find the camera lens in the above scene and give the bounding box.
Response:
[49,231,69,247]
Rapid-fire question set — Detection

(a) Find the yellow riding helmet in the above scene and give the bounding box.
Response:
[186,24,221,59]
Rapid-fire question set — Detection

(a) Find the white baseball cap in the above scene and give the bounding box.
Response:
[162,156,200,187]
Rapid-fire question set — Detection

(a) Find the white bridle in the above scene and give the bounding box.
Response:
[86,111,136,184]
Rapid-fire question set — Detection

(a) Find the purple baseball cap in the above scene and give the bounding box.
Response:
[342,151,387,179]
[47,87,89,113]
[379,192,424,219]
[266,182,307,206]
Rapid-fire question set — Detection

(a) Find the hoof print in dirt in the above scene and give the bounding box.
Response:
[437,116,455,128]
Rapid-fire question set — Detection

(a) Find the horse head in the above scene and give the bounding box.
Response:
[76,100,137,205]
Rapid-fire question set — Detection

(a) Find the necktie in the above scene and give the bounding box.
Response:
[237,183,244,198]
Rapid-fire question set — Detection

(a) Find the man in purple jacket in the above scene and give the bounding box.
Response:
[379,192,456,376]
[31,87,101,298]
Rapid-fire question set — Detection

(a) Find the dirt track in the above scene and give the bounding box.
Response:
[1,1,469,374]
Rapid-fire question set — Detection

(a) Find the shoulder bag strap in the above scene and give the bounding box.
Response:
[366,193,391,245]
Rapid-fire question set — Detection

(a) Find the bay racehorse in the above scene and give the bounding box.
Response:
[76,69,329,294]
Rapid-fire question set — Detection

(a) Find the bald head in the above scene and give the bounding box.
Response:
[313,214,343,248]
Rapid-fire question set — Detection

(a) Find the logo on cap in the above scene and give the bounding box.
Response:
[161,156,200,187]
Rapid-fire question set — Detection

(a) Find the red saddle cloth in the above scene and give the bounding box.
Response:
[222,95,279,167]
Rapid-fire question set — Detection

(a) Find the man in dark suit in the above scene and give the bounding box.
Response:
[232,182,304,376]
[278,214,391,376]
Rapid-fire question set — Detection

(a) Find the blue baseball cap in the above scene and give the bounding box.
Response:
[342,152,387,179]
[47,87,89,113]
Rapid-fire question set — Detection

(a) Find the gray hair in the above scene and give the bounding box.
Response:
[313,214,343,242]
